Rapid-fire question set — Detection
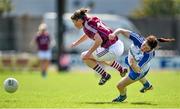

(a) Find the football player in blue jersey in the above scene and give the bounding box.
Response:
[108,28,175,102]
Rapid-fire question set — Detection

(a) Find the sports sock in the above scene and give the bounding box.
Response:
[143,81,150,88]
[93,64,107,77]
[111,61,123,72]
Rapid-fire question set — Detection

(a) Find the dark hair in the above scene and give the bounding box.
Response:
[71,8,89,21]
[146,35,175,49]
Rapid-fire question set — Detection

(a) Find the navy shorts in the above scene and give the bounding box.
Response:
[128,68,149,80]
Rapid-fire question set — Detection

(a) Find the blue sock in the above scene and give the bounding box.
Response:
[143,81,150,88]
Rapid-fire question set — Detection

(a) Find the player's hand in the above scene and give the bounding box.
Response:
[108,33,115,40]
[70,42,77,48]
[130,58,135,65]
[130,58,141,73]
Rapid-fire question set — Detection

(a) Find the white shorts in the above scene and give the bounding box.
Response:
[38,50,52,60]
[81,40,124,61]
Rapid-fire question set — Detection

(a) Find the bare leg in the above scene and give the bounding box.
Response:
[82,50,127,77]
[81,53,111,85]
[98,61,113,66]
[83,58,98,68]
[98,61,128,77]
[112,76,135,102]
[139,77,147,84]
[117,76,135,95]
[45,59,50,71]
[40,59,50,77]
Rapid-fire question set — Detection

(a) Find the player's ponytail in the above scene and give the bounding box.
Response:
[146,35,175,50]
[71,8,90,21]
[157,38,175,42]
[79,8,89,15]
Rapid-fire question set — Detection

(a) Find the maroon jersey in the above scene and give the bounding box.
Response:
[83,16,118,48]
[36,32,50,51]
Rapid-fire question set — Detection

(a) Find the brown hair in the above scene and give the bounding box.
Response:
[146,35,175,49]
[71,8,89,21]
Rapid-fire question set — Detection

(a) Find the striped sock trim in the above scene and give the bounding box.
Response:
[93,64,107,77]
[96,49,109,57]
[111,61,123,71]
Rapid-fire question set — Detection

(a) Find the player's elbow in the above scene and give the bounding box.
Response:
[94,36,103,46]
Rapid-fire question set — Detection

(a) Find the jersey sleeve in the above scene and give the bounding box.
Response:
[138,52,155,68]
[89,17,112,39]
[86,17,99,33]
[129,32,144,48]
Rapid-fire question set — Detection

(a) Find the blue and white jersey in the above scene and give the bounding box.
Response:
[125,32,155,73]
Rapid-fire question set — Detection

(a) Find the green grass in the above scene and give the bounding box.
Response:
[0,69,180,108]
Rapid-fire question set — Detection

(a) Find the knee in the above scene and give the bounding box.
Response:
[81,51,88,61]
[80,52,86,60]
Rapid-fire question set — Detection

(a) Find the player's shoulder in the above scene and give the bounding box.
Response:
[130,32,145,43]
[131,32,144,39]
[36,32,41,38]
[88,16,100,23]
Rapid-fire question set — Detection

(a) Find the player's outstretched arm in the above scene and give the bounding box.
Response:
[109,28,132,40]
[71,34,89,48]
[114,28,131,37]
[29,36,37,48]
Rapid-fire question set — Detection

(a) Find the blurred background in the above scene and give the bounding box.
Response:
[0,0,180,72]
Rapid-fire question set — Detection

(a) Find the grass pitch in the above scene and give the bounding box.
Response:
[0,69,180,108]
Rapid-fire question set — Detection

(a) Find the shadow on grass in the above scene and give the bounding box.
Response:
[79,101,157,106]
[131,101,157,106]
[4,100,18,103]
[80,101,127,105]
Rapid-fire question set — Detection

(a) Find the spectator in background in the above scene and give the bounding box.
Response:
[31,23,55,77]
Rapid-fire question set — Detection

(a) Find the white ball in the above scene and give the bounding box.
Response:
[4,78,19,93]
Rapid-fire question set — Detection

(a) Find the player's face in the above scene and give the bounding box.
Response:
[72,19,83,29]
[141,41,151,52]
